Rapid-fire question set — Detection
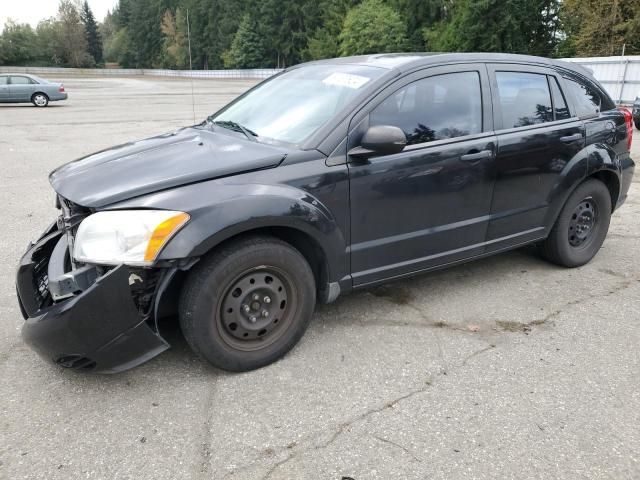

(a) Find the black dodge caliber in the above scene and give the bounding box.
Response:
[17,53,635,373]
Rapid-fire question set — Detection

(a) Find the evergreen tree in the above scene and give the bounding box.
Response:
[258,0,324,67]
[305,0,358,60]
[425,0,561,56]
[222,14,268,68]
[338,0,409,56]
[199,0,246,69]
[388,0,445,50]
[81,1,104,65]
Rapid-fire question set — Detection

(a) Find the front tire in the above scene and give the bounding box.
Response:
[538,179,611,267]
[179,235,316,371]
[31,93,49,107]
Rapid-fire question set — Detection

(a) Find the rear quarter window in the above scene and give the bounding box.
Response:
[562,74,615,117]
[10,76,34,85]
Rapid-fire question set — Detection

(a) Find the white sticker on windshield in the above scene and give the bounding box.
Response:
[322,72,370,89]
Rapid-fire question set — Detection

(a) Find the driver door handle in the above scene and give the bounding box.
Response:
[460,150,493,162]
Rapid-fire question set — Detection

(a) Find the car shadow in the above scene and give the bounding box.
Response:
[0,103,67,108]
[48,245,556,387]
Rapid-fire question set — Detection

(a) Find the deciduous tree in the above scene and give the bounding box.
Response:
[160,8,190,69]
[560,0,639,56]
[338,0,409,56]
[58,0,92,67]
[0,20,38,66]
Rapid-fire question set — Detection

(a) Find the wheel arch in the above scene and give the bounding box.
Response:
[156,224,337,325]
[588,169,620,212]
[544,144,623,229]
[208,226,331,301]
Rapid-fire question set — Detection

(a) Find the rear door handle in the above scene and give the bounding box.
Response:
[460,150,493,162]
[560,133,583,143]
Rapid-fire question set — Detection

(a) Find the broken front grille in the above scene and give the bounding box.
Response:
[57,195,91,267]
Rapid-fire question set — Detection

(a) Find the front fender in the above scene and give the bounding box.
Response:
[110,180,347,283]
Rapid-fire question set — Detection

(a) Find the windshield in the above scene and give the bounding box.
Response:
[210,64,386,145]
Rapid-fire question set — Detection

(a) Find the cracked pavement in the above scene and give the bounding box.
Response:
[1,76,639,479]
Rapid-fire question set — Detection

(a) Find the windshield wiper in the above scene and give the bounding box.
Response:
[208,119,258,142]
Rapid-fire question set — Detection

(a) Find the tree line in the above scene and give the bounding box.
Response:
[1,0,638,69]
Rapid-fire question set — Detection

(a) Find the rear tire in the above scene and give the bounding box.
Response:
[635,121,640,130]
[31,93,49,107]
[179,235,316,371]
[538,179,611,267]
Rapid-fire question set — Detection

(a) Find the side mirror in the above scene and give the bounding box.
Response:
[349,125,407,159]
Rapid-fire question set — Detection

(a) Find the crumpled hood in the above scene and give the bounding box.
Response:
[50,127,291,207]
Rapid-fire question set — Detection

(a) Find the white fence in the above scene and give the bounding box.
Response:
[0,66,282,80]
[2,56,639,102]
[562,56,640,104]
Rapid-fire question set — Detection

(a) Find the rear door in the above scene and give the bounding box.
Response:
[8,75,35,102]
[485,64,585,252]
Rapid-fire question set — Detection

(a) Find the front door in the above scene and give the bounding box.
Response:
[485,65,585,251]
[348,65,497,286]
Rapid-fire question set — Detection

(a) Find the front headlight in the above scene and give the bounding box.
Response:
[73,210,190,266]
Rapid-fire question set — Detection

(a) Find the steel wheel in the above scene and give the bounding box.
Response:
[179,235,316,371]
[538,179,611,268]
[217,266,297,351]
[568,198,597,247]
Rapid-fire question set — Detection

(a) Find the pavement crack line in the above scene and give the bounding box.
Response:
[230,278,640,478]
[256,384,434,479]
[196,382,218,480]
[371,434,421,463]
[461,344,496,366]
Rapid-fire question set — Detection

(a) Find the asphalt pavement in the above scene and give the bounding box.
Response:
[0,76,638,479]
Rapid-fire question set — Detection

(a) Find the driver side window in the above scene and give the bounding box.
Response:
[370,71,483,146]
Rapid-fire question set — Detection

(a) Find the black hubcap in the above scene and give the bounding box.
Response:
[568,198,597,247]
[218,267,293,350]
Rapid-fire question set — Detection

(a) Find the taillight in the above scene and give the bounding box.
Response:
[619,107,633,150]
[59,84,65,93]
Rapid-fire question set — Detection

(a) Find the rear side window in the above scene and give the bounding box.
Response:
[495,72,553,128]
[370,71,483,145]
[10,76,33,85]
[549,77,571,120]
[0,76,8,85]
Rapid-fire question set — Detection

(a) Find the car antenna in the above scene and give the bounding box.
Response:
[187,8,196,125]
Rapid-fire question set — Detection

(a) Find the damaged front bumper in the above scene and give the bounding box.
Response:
[16,225,169,373]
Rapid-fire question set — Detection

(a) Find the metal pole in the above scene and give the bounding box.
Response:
[187,9,195,123]
[619,43,628,105]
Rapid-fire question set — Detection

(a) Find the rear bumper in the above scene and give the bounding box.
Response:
[50,93,68,101]
[16,227,168,373]
[617,154,635,209]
